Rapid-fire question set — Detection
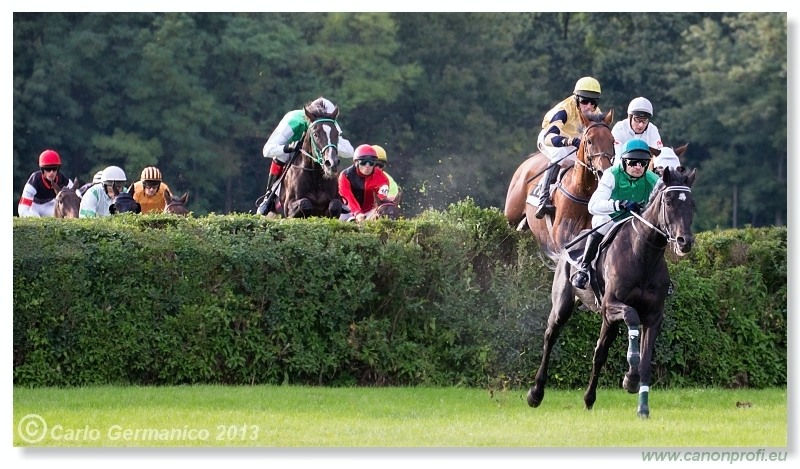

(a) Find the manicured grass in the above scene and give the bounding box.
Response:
[13,386,786,447]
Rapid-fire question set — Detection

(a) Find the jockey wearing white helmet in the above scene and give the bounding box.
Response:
[611,97,663,164]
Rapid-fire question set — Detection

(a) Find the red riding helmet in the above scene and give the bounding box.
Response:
[39,149,62,167]
[353,144,378,161]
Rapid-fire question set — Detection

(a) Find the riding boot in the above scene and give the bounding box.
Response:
[534,165,559,219]
[256,172,279,215]
[571,232,603,290]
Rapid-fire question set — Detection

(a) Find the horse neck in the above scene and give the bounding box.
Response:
[567,149,597,196]
[628,200,669,262]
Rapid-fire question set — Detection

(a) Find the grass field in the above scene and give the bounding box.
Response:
[12,385,787,447]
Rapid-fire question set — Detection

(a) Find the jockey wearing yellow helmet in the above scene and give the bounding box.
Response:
[534,77,604,219]
[372,145,401,202]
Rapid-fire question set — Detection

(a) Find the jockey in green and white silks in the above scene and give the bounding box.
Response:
[79,165,127,218]
[571,139,658,291]
[257,97,354,215]
[533,76,604,219]
[611,97,663,165]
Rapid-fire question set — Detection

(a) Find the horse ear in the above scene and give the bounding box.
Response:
[128,184,135,194]
[649,147,661,157]
[332,106,339,119]
[163,188,173,204]
[675,143,689,157]
[604,109,614,125]
[686,168,697,187]
[71,177,80,188]
[180,192,189,204]
[304,106,314,121]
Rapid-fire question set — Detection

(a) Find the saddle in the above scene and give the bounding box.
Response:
[565,219,631,304]
[525,166,570,207]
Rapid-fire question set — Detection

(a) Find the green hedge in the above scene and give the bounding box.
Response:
[13,201,786,389]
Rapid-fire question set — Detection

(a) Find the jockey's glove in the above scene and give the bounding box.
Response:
[616,200,642,213]
[570,137,581,148]
[283,141,299,153]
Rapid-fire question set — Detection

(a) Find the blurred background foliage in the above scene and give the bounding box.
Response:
[13,12,787,230]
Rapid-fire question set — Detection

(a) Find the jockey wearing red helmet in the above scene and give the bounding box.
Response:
[18,149,74,217]
[338,144,391,222]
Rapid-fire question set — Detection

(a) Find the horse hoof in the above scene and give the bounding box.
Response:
[637,405,650,419]
[526,388,542,408]
[622,375,640,394]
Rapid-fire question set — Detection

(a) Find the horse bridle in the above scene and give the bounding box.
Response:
[300,118,339,167]
[573,122,613,179]
[630,185,692,251]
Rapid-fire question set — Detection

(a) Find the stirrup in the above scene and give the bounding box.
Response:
[571,270,589,289]
[535,201,554,219]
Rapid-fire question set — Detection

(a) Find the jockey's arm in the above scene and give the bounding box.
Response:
[338,173,363,215]
[17,182,39,217]
[588,171,617,217]
[262,111,302,160]
[542,110,574,148]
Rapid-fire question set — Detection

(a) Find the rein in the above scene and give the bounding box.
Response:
[630,185,692,247]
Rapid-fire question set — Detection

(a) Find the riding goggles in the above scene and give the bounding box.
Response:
[357,160,377,167]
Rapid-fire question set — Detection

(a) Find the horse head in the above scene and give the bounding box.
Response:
[303,100,341,179]
[111,185,142,214]
[53,177,81,218]
[163,188,190,216]
[576,109,615,182]
[643,166,697,256]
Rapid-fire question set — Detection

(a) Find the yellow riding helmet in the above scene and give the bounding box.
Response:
[373,145,387,163]
[574,76,602,99]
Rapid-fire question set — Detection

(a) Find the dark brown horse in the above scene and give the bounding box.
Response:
[505,110,615,260]
[111,185,141,214]
[52,178,81,218]
[279,101,343,218]
[163,189,190,216]
[366,201,401,221]
[527,166,697,418]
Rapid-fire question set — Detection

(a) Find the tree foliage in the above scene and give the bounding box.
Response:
[13,12,786,228]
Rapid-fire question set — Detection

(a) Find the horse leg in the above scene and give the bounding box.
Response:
[636,314,664,419]
[288,198,314,218]
[528,262,574,407]
[583,317,620,410]
[328,198,343,218]
[621,310,643,395]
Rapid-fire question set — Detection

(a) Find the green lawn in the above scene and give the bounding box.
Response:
[13,386,787,447]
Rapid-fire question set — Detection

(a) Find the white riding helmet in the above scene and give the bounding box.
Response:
[653,147,681,170]
[627,97,653,119]
[101,165,127,184]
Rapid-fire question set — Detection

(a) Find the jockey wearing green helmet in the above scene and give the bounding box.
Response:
[571,138,659,290]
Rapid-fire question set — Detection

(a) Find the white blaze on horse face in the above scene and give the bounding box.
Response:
[320,123,336,146]
[678,193,687,202]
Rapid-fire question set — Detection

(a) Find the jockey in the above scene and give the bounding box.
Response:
[338,144,391,222]
[534,76,603,219]
[18,149,74,217]
[373,145,401,202]
[131,166,173,213]
[79,165,127,218]
[77,170,104,197]
[611,97,663,164]
[572,139,659,290]
[257,96,355,215]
